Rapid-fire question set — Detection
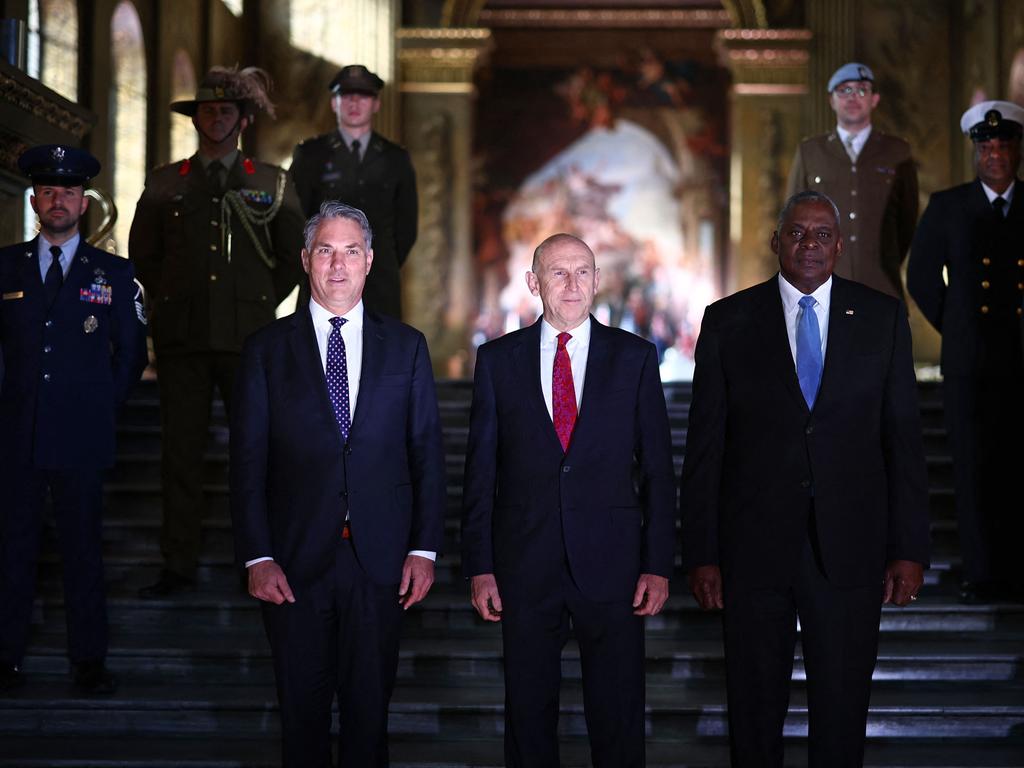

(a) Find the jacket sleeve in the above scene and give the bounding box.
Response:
[128,174,163,303]
[394,150,418,266]
[882,301,931,566]
[678,305,727,571]
[288,143,318,219]
[906,193,947,332]
[461,347,498,576]
[270,171,307,303]
[786,143,807,198]
[407,332,447,554]
[636,342,677,577]
[894,154,920,264]
[109,257,148,405]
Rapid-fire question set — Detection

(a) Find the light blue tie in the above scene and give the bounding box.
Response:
[797,295,823,409]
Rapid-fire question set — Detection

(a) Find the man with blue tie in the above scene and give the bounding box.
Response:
[679,191,931,767]
[462,233,677,766]
[231,201,445,766]
[0,145,147,694]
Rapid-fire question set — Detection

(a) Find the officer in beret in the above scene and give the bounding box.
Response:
[0,145,147,693]
[788,62,919,297]
[129,66,305,598]
[908,100,1024,604]
[290,64,417,319]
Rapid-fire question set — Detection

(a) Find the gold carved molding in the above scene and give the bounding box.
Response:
[476,8,731,28]
[397,28,493,92]
[0,70,92,139]
[716,28,812,89]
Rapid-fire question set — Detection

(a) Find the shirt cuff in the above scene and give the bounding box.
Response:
[407,550,436,561]
[245,556,274,568]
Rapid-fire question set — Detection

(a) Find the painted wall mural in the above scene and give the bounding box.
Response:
[472,50,729,380]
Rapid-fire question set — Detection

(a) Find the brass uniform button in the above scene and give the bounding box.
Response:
[1018,259,1024,266]
[981,305,990,314]
[983,257,992,266]
[210,274,218,281]
[982,280,991,289]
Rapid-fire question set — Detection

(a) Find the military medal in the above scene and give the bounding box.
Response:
[83,315,98,333]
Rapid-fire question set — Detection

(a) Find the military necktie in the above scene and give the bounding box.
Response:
[993,196,1007,218]
[208,160,225,193]
[796,295,823,409]
[350,139,361,164]
[44,245,63,308]
[552,332,577,452]
[844,134,858,163]
[326,316,352,443]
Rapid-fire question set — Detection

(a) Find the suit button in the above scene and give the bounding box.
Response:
[1018,283,1023,291]
[983,257,992,266]
[1018,259,1024,267]
[1018,308,1023,316]
[981,305,990,314]
[562,465,571,473]
[982,280,990,289]
[43,345,51,353]
[43,373,51,382]
[212,196,220,203]
[45,320,53,328]
[851,189,857,196]
[813,176,821,183]
[210,274,218,281]
[209,244,217,251]
[849,211,856,220]
[849,235,857,242]
[212,220,219,227]
[800,479,810,488]
[805,425,813,435]
[341,490,348,498]
[345,447,352,455]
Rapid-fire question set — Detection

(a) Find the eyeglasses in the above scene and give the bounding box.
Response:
[834,84,872,98]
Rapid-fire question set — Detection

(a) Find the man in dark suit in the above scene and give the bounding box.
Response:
[907,100,1024,603]
[231,201,445,766]
[680,191,930,767]
[787,62,918,298]
[291,64,417,319]
[0,145,147,694]
[130,66,304,597]
[462,233,676,767]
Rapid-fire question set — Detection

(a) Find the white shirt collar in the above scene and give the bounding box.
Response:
[778,273,832,313]
[836,124,872,156]
[540,315,592,348]
[980,179,1015,206]
[39,232,80,261]
[309,297,364,329]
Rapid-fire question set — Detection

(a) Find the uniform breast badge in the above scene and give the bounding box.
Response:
[83,315,99,333]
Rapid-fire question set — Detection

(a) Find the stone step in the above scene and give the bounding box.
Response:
[1,733,1021,768]
[1,679,1021,740]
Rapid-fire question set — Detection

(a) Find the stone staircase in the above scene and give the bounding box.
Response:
[1,379,1023,767]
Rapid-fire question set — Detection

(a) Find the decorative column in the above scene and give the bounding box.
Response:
[715,29,811,293]
[397,27,492,377]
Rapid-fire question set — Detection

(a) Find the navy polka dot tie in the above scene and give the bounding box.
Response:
[327,316,351,442]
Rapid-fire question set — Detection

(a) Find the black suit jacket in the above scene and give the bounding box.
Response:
[907,178,1024,376]
[679,276,930,589]
[230,306,446,587]
[0,239,147,469]
[461,318,676,603]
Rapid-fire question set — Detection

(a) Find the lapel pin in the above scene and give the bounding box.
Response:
[845,309,855,315]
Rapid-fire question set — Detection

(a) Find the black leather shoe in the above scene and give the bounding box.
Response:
[0,664,24,692]
[138,570,195,599]
[72,661,117,695]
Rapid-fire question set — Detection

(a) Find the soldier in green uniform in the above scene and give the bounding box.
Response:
[130,66,305,597]
[290,64,417,319]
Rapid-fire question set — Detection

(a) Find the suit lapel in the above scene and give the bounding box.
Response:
[816,276,855,411]
[350,310,385,438]
[289,309,345,451]
[752,278,808,412]
[570,318,611,453]
[512,319,563,453]
[824,131,850,164]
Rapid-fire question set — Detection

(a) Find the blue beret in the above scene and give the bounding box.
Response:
[17,144,100,186]
[827,62,874,93]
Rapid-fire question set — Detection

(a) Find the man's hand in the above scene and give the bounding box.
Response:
[248,561,295,605]
[688,564,724,610]
[633,573,669,616]
[399,555,435,610]
[470,573,503,621]
[883,559,923,606]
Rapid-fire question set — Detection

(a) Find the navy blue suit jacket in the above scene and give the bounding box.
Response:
[230,306,446,587]
[679,276,931,589]
[461,317,677,603]
[0,239,147,469]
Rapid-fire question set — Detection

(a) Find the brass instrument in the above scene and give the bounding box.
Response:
[84,187,118,248]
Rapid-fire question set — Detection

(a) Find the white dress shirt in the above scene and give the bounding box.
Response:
[981,179,1015,214]
[37,232,80,281]
[247,298,434,567]
[778,273,831,368]
[540,316,591,419]
[836,124,872,161]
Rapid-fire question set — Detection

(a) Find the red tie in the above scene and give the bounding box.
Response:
[553,332,577,452]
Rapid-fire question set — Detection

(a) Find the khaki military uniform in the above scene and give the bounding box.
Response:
[129,154,304,579]
[787,130,918,297]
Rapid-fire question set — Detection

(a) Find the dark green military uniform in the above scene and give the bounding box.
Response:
[290,131,417,318]
[129,152,304,580]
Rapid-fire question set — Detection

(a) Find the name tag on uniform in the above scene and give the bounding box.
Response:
[80,284,112,304]
[2,291,24,300]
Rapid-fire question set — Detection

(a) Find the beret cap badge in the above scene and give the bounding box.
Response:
[986,109,1002,127]
[51,146,65,162]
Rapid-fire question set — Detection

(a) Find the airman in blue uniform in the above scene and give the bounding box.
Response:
[0,145,147,694]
